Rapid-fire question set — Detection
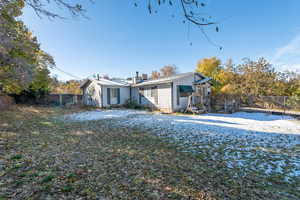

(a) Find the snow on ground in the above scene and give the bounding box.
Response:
[63,109,146,121]
[119,112,300,180]
[125,112,300,135]
[64,109,300,181]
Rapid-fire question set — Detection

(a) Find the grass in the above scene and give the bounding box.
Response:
[0,105,299,199]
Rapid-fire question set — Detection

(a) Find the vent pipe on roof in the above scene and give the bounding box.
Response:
[142,74,148,80]
[133,71,142,84]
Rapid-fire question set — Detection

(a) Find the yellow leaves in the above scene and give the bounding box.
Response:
[51,80,82,95]
[196,57,228,93]
[195,57,221,79]
[220,84,237,95]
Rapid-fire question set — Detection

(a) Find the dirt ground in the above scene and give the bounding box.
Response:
[0,106,299,199]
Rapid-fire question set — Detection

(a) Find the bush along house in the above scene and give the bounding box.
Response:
[80,72,212,113]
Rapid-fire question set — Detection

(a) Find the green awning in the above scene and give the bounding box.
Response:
[179,85,193,93]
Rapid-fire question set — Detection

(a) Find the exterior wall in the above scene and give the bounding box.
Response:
[82,81,130,107]
[82,73,210,112]
[131,87,139,103]
[172,74,196,111]
[120,87,130,105]
[83,81,101,106]
[102,86,130,107]
[140,86,156,107]
[157,84,172,113]
[133,84,172,113]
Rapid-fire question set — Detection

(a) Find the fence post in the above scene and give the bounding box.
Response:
[224,98,227,113]
[283,96,286,115]
[59,94,63,106]
[73,95,78,104]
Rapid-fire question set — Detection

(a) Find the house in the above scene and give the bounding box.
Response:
[80,72,211,113]
[80,78,130,107]
[131,72,211,113]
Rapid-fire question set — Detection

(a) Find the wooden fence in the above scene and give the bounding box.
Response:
[211,94,240,113]
[241,96,300,114]
[211,95,300,114]
[242,96,300,110]
[14,94,83,106]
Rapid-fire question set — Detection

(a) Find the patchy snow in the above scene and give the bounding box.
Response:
[120,112,300,181]
[64,109,300,181]
[126,112,300,135]
[63,109,146,121]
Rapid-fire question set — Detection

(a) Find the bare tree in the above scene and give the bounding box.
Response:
[1,0,218,24]
[135,0,221,48]
[150,71,160,79]
[135,0,217,27]
[0,0,86,19]
[1,0,221,47]
[160,65,178,77]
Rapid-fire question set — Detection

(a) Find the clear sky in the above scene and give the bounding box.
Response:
[21,0,300,81]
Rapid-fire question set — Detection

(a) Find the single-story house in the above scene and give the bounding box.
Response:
[131,72,211,112]
[80,72,211,113]
[80,78,130,107]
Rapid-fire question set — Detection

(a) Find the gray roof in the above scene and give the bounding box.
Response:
[194,77,211,84]
[80,79,92,89]
[95,79,130,86]
[81,72,210,89]
[80,78,130,89]
[132,72,207,87]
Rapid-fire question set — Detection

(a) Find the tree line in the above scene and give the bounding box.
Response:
[147,57,300,98]
[0,0,54,97]
[1,1,299,99]
[132,57,300,99]
[1,0,217,98]
[0,1,83,97]
[196,57,300,97]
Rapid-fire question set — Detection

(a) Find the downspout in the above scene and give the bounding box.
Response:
[171,82,174,112]
[100,85,103,108]
[129,87,132,101]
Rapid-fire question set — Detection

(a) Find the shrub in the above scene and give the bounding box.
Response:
[123,99,142,109]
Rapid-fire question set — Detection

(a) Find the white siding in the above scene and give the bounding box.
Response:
[133,73,200,112]
[82,73,209,112]
[172,73,195,111]
[120,87,130,105]
[133,84,172,112]
[82,81,130,107]
[83,81,101,106]
[157,84,172,112]
[140,86,156,107]
[102,86,130,107]
[131,87,140,103]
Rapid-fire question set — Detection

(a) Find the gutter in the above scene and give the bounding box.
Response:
[132,80,173,87]
[100,85,103,108]
[171,82,174,112]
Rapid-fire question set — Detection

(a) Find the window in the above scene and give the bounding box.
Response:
[144,88,151,97]
[179,85,193,97]
[140,87,156,98]
[111,88,118,98]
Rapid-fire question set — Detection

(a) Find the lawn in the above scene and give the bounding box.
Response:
[0,106,299,199]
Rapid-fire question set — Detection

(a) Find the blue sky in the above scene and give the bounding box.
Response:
[21,0,300,80]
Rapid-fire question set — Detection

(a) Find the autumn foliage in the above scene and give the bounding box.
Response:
[196,57,300,97]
